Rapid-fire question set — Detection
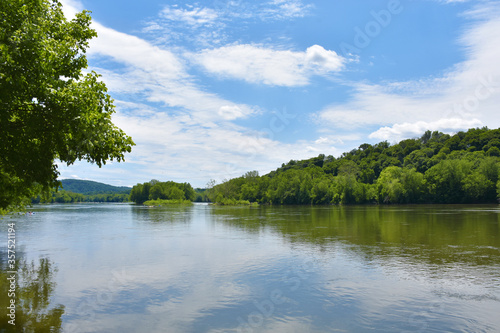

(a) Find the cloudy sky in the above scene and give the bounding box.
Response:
[57,0,500,187]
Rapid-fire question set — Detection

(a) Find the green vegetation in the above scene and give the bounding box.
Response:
[0,0,134,212]
[194,188,210,202]
[1,254,64,331]
[28,179,131,204]
[209,128,500,205]
[59,179,131,195]
[143,199,192,206]
[32,189,130,204]
[130,180,196,204]
[28,179,199,205]
[213,198,258,206]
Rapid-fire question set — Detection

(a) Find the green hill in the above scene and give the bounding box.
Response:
[59,179,131,195]
[208,127,500,205]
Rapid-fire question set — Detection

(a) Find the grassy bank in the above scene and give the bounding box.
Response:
[143,199,193,206]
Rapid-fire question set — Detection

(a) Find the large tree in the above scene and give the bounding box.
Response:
[0,0,134,210]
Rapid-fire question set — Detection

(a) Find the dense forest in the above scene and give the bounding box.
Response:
[32,190,130,204]
[208,127,500,205]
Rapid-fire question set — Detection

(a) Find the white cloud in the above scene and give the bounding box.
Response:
[368,118,483,142]
[305,44,345,73]
[87,22,257,123]
[59,0,82,18]
[57,101,341,187]
[317,2,500,142]
[218,105,247,120]
[192,44,344,86]
[160,6,219,26]
[141,0,314,49]
[262,0,314,20]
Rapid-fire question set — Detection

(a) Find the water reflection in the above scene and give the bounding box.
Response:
[210,205,500,267]
[131,204,193,225]
[0,253,64,332]
[5,203,500,332]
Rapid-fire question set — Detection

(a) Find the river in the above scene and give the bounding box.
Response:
[1,203,500,332]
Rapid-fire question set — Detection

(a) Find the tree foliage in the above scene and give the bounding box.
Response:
[209,128,500,205]
[130,180,196,204]
[32,189,130,203]
[59,179,131,195]
[1,255,64,332]
[0,0,134,211]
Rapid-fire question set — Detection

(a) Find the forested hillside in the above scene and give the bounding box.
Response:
[60,179,131,194]
[31,180,131,204]
[208,127,500,205]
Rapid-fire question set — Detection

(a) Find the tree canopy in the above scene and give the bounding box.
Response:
[209,128,500,205]
[130,180,197,204]
[0,0,134,211]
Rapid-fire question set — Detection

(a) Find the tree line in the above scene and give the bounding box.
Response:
[32,189,130,204]
[130,180,197,204]
[32,180,201,205]
[208,127,500,205]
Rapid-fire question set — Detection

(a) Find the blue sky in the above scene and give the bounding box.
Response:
[57,0,500,188]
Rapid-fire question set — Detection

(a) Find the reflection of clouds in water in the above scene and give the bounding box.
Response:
[145,281,250,332]
[15,204,500,332]
[314,245,500,333]
[57,213,291,331]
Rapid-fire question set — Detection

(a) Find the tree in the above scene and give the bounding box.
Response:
[424,159,471,203]
[0,0,134,211]
[462,171,493,202]
[376,166,425,203]
[376,166,404,203]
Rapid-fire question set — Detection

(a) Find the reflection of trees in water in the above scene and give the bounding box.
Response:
[209,205,500,266]
[132,205,193,225]
[0,254,64,332]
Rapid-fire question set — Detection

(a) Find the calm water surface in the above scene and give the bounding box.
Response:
[1,203,500,332]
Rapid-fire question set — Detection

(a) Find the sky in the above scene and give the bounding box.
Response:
[56,0,500,188]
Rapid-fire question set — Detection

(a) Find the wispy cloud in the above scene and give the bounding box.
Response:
[369,118,483,142]
[439,0,469,3]
[316,1,500,142]
[191,44,344,86]
[159,5,219,26]
[88,22,257,123]
[261,0,314,20]
[142,0,313,48]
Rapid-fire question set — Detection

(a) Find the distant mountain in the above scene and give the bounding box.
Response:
[59,179,131,195]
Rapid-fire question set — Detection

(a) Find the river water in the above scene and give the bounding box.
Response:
[1,203,500,332]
